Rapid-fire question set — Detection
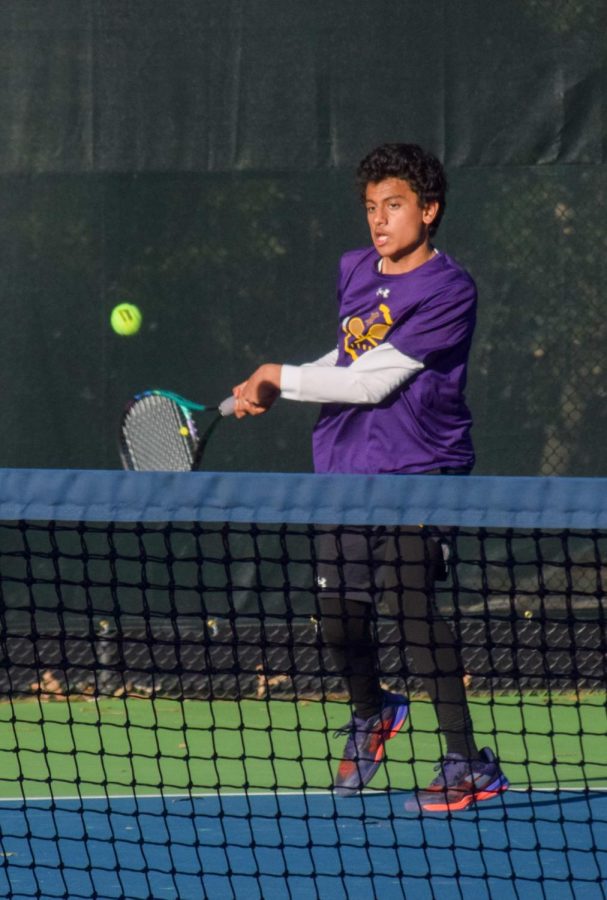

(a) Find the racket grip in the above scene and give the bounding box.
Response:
[218,395,236,417]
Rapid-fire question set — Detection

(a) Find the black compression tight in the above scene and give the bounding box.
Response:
[321,594,480,760]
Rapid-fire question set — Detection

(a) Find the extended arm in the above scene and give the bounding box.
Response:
[282,342,423,404]
[233,342,423,417]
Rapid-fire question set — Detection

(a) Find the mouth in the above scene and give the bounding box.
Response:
[375,234,389,247]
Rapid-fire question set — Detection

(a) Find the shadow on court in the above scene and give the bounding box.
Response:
[0,791,605,900]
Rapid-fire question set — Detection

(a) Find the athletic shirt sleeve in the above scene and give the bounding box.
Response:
[388,273,477,365]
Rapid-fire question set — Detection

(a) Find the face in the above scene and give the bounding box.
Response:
[364,178,438,267]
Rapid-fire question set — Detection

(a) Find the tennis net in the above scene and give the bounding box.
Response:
[0,468,605,900]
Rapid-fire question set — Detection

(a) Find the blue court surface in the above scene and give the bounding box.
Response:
[0,790,605,900]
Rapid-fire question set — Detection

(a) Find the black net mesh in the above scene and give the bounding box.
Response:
[0,509,605,898]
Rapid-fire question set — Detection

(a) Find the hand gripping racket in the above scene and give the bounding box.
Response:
[120,389,235,471]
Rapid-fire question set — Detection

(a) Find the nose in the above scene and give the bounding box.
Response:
[372,206,387,227]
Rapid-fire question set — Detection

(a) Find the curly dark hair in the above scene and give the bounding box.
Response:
[356,143,448,235]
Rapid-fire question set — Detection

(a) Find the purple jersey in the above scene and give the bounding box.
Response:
[312,248,477,474]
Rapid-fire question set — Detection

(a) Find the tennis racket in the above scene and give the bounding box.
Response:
[120,389,235,471]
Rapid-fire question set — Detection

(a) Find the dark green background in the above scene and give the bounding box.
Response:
[1,0,605,475]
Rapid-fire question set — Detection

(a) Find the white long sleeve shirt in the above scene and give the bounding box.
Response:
[279,342,424,405]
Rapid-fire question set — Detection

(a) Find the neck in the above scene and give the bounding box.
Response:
[380,245,436,275]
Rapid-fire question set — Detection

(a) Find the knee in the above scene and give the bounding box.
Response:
[319,596,368,647]
[319,596,349,647]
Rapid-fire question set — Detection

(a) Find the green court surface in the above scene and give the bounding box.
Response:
[0,693,604,800]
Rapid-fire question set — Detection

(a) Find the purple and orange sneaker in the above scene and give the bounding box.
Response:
[405,747,509,813]
[332,691,409,797]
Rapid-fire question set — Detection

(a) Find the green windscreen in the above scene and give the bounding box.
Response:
[0,1,604,475]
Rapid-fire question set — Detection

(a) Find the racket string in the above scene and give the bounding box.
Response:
[123,395,197,471]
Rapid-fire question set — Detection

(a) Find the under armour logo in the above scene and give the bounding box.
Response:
[376,288,391,298]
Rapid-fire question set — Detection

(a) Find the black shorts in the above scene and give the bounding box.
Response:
[314,525,441,606]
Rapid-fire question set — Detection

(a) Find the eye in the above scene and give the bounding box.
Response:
[388,202,401,210]
[366,205,375,214]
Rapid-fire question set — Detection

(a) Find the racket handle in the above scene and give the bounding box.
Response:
[218,395,236,417]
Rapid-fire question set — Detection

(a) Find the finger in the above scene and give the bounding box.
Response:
[233,396,250,419]
[243,400,268,416]
[232,381,248,398]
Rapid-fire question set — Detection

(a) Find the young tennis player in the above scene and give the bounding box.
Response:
[232,143,509,813]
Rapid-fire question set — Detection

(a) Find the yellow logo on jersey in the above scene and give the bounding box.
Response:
[343,303,393,360]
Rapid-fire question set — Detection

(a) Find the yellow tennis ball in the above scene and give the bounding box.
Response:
[110,303,142,336]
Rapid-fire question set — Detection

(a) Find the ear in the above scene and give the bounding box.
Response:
[422,200,440,227]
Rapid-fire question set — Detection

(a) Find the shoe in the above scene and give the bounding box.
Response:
[333,691,408,797]
[405,747,509,813]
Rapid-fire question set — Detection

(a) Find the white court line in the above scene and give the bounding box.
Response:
[0,786,606,804]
